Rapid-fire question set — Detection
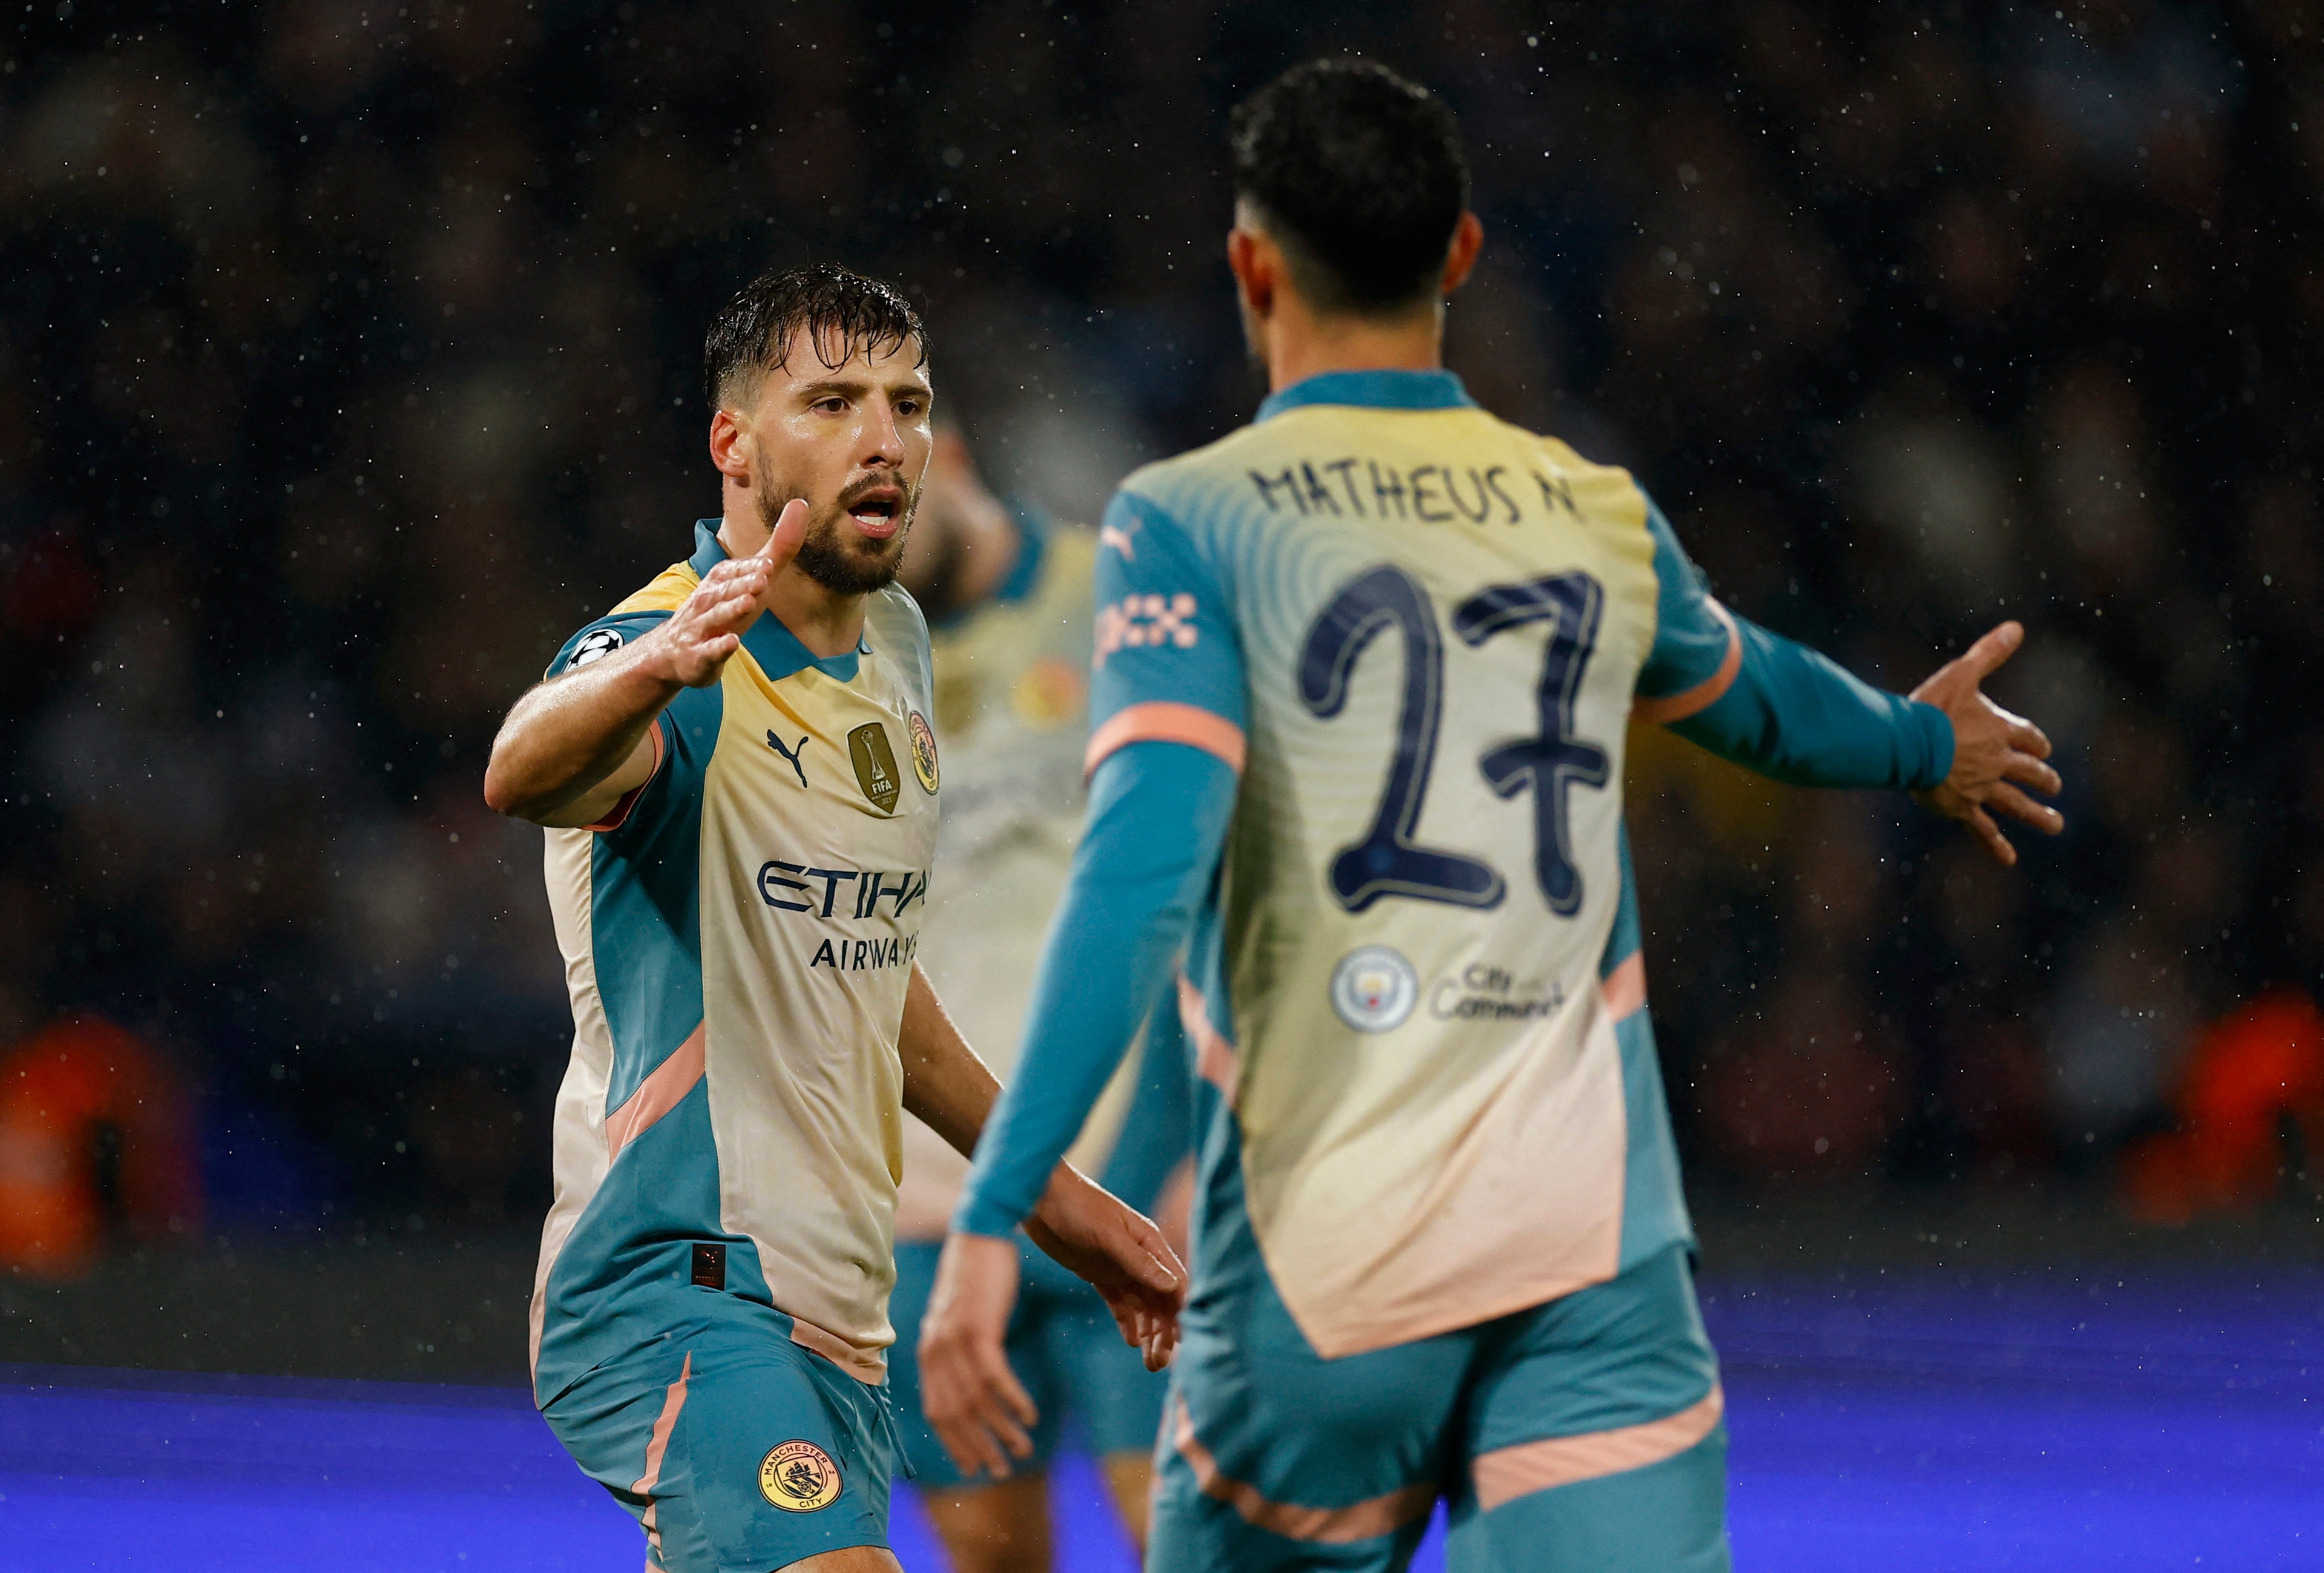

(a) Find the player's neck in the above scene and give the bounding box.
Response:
[760,570,867,660]
[717,507,868,660]
[1259,297,1443,393]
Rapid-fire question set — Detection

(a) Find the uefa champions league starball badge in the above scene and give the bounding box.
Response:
[1330,945,1419,1033]
[565,626,625,669]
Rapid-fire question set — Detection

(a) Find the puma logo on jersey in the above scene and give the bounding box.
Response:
[766,730,809,787]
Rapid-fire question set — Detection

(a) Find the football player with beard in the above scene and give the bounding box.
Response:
[484,263,1183,1573]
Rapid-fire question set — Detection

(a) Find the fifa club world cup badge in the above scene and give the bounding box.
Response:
[759,1440,842,1513]
[847,723,901,814]
[906,711,939,795]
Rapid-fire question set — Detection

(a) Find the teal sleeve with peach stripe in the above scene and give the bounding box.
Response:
[1082,491,1250,775]
[1636,501,1954,790]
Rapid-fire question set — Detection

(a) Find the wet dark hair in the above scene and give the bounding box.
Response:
[702,262,928,410]
[1229,59,1469,315]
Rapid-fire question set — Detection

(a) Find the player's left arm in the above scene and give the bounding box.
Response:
[1094,997,1197,1220]
[1637,502,2063,864]
[896,962,1184,1362]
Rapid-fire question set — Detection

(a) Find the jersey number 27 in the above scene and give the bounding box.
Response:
[1298,563,1609,918]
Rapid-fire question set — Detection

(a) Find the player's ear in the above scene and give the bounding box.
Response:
[709,406,752,484]
[1440,212,1485,297]
[1227,225,1274,319]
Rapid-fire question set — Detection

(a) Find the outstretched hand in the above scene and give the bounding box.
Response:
[917,1169,1184,1480]
[646,499,807,687]
[1021,1164,1185,1370]
[1909,620,2065,866]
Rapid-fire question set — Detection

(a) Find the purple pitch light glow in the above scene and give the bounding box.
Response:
[3,1270,2317,1571]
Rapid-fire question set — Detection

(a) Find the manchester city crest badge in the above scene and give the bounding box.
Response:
[758,1440,841,1512]
[1330,945,1419,1034]
[907,711,939,794]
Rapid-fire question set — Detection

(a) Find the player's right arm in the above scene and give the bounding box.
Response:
[484,501,804,827]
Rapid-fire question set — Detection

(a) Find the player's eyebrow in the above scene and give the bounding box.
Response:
[793,375,873,402]
[792,374,931,405]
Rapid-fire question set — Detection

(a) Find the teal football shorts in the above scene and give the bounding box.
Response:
[1149,1241,1730,1573]
[540,1290,901,1573]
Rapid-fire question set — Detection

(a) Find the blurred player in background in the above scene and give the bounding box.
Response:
[920,62,2062,1572]
[482,264,1181,1573]
[888,429,1192,1569]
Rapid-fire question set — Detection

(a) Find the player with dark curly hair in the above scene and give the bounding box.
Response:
[922,61,2060,1573]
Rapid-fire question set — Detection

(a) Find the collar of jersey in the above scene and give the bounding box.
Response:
[1255,368,1478,423]
[688,519,864,683]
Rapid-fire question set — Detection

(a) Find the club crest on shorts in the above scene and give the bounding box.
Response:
[759,1439,841,1512]
[1330,945,1418,1034]
[847,722,901,813]
[906,711,939,794]
[565,626,625,669]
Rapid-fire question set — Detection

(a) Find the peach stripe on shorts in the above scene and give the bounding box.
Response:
[1632,600,1742,725]
[1178,974,1240,1108]
[1471,1384,1725,1513]
[605,1022,706,1163]
[1600,952,1647,1023]
[1172,1396,1436,1544]
[1085,701,1247,779]
[632,1351,692,1496]
[631,1351,691,1554]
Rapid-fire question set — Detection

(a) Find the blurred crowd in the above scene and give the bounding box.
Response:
[2,0,2321,1259]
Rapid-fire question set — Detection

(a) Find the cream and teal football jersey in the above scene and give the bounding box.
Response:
[530,521,942,1402]
[959,367,1952,1369]
[1085,372,1693,1358]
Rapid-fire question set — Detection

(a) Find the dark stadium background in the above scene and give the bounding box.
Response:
[2,0,2317,1394]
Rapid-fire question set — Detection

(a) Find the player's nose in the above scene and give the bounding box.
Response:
[859,404,907,468]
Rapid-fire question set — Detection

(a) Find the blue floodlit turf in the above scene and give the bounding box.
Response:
[5,1270,2318,1571]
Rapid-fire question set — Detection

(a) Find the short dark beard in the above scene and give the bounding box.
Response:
[757,484,917,597]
